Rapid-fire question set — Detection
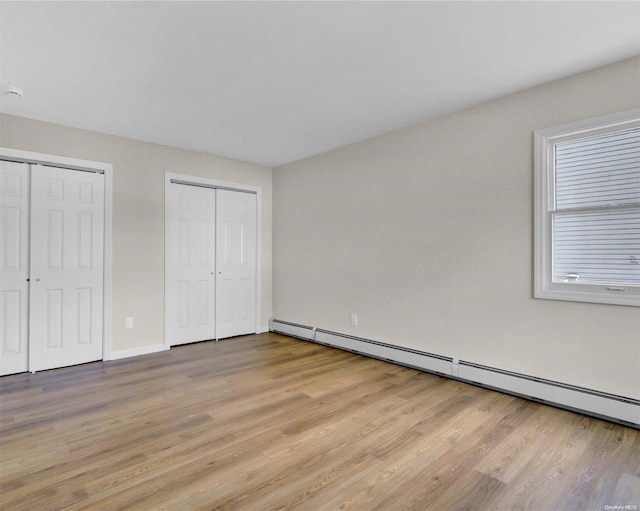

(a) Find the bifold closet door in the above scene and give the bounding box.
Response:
[0,162,104,375]
[215,189,257,339]
[166,184,217,345]
[166,183,257,345]
[29,165,104,372]
[0,161,30,375]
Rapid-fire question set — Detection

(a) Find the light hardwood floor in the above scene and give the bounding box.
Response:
[1,332,639,510]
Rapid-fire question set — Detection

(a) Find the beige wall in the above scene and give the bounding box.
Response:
[273,57,640,398]
[0,114,273,353]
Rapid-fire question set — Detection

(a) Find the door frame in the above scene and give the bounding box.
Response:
[164,172,262,350]
[0,147,114,362]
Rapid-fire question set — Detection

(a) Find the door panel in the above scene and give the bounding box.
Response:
[0,161,29,375]
[29,165,104,372]
[215,189,256,339]
[167,184,216,345]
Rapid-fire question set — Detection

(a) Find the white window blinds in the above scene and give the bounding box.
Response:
[552,127,640,285]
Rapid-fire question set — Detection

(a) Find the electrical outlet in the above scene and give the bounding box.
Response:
[125,317,134,329]
[350,313,358,327]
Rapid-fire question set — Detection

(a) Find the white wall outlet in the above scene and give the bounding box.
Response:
[350,313,358,327]
[125,317,134,329]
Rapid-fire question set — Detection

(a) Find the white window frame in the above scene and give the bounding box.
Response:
[534,108,640,307]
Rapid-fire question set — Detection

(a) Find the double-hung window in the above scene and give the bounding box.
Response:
[534,108,640,306]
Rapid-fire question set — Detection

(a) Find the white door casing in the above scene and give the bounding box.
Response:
[0,161,30,375]
[166,183,216,346]
[29,165,105,372]
[215,189,257,339]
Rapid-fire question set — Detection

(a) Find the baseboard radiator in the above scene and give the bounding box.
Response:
[270,319,640,429]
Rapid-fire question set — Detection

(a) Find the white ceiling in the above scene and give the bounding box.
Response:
[1,1,639,168]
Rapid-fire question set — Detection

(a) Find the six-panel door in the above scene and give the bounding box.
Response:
[166,184,217,345]
[215,189,257,339]
[0,163,105,374]
[166,184,257,345]
[0,161,30,375]
[29,165,104,372]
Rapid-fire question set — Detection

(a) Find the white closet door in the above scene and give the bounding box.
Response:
[0,161,30,375]
[167,184,216,345]
[215,189,257,339]
[29,165,104,372]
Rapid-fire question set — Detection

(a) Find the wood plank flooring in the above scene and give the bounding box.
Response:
[1,332,639,510]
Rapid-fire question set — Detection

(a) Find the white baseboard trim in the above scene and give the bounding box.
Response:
[270,319,640,428]
[108,327,269,362]
[106,343,167,361]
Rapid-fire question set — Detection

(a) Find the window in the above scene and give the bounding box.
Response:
[534,108,640,306]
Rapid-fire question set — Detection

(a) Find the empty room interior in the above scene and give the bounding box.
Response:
[1,1,639,510]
